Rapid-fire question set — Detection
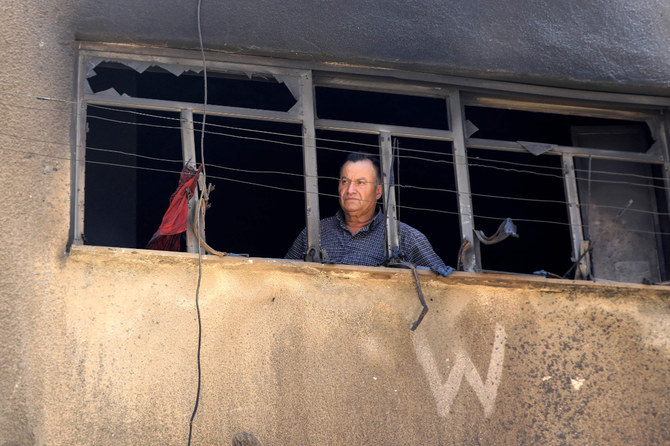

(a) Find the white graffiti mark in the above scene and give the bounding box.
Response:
[413,323,507,417]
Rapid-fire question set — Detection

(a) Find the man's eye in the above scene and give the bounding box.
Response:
[356,180,367,186]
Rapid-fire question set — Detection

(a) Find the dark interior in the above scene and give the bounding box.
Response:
[84,63,661,276]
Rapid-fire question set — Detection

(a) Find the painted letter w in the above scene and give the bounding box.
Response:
[413,323,507,417]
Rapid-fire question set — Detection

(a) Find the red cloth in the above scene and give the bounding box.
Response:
[147,164,202,251]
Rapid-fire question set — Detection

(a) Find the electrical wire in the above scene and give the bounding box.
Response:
[3,85,664,175]
[83,104,663,180]
[83,110,670,190]
[3,111,670,208]
[88,103,305,140]
[1,90,77,104]
[187,1,207,445]
[4,135,670,227]
[81,105,668,183]
[4,87,670,234]
[83,156,670,235]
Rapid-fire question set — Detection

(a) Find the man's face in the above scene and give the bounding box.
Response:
[338,160,383,219]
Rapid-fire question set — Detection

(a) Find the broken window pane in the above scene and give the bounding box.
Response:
[466,106,653,152]
[193,115,305,258]
[88,62,297,112]
[316,87,449,130]
[85,105,183,248]
[575,158,669,283]
[79,52,670,280]
[392,137,460,265]
[468,149,573,275]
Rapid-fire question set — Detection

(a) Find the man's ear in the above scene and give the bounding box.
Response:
[376,184,382,200]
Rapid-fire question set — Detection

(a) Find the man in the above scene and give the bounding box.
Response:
[285,153,452,275]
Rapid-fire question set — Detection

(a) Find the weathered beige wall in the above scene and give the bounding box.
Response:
[36,247,668,445]
[1,1,77,444]
[1,1,670,445]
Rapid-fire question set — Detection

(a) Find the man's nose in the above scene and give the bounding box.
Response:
[345,181,356,193]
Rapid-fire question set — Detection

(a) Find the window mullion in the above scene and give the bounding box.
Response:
[180,109,204,254]
[379,131,399,259]
[657,114,670,281]
[72,51,88,247]
[562,154,590,279]
[300,71,322,262]
[448,90,480,271]
[656,115,670,214]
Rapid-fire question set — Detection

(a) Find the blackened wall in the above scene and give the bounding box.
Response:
[74,0,670,95]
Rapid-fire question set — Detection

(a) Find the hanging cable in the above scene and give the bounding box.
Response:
[187,195,204,446]
[187,1,208,445]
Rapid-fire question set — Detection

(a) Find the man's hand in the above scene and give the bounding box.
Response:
[432,265,454,277]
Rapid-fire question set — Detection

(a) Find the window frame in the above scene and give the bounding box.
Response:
[73,42,670,277]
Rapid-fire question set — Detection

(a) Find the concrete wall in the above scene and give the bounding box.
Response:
[1,0,669,444]
[72,0,670,95]
[46,248,670,444]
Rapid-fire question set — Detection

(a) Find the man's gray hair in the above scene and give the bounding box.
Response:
[340,152,381,183]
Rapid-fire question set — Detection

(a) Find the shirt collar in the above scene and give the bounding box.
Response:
[336,208,384,233]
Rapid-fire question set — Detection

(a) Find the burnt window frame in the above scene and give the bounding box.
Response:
[73,46,322,257]
[72,42,670,280]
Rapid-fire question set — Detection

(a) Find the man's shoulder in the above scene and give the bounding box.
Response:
[321,214,341,226]
[319,214,345,235]
[397,220,426,239]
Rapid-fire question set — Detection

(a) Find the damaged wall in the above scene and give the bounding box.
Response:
[46,247,670,444]
[1,0,669,445]
[73,0,670,95]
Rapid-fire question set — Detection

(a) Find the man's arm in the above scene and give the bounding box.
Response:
[399,223,453,275]
[285,228,307,260]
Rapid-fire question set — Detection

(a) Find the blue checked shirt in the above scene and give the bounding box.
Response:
[285,209,448,271]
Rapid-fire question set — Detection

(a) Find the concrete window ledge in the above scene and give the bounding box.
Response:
[68,245,670,295]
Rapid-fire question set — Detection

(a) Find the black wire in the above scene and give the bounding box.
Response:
[187,1,206,444]
[187,210,204,445]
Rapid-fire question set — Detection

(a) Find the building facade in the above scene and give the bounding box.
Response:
[1,1,669,444]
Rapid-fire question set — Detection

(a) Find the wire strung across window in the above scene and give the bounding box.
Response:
[3,136,670,211]
[5,95,664,186]
[3,93,670,236]
[2,115,669,200]
[2,139,669,238]
[83,110,670,193]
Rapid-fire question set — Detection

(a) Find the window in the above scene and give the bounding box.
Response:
[78,55,308,258]
[74,44,670,283]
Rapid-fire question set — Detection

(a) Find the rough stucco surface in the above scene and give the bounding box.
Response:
[1,1,76,444]
[45,248,668,445]
[73,0,670,95]
[1,0,670,444]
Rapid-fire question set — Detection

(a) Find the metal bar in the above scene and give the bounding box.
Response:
[86,95,302,124]
[462,93,661,120]
[655,114,670,280]
[449,90,480,271]
[379,131,399,259]
[467,138,665,164]
[72,50,88,246]
[180,109,204,254]
[300,71,322,262]
[316,118,453,141]
[313,73,448,98]
[561,154,589,279]
[81,47,307,79]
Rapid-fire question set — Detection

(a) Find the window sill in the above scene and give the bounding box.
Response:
[68,245,669,295]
